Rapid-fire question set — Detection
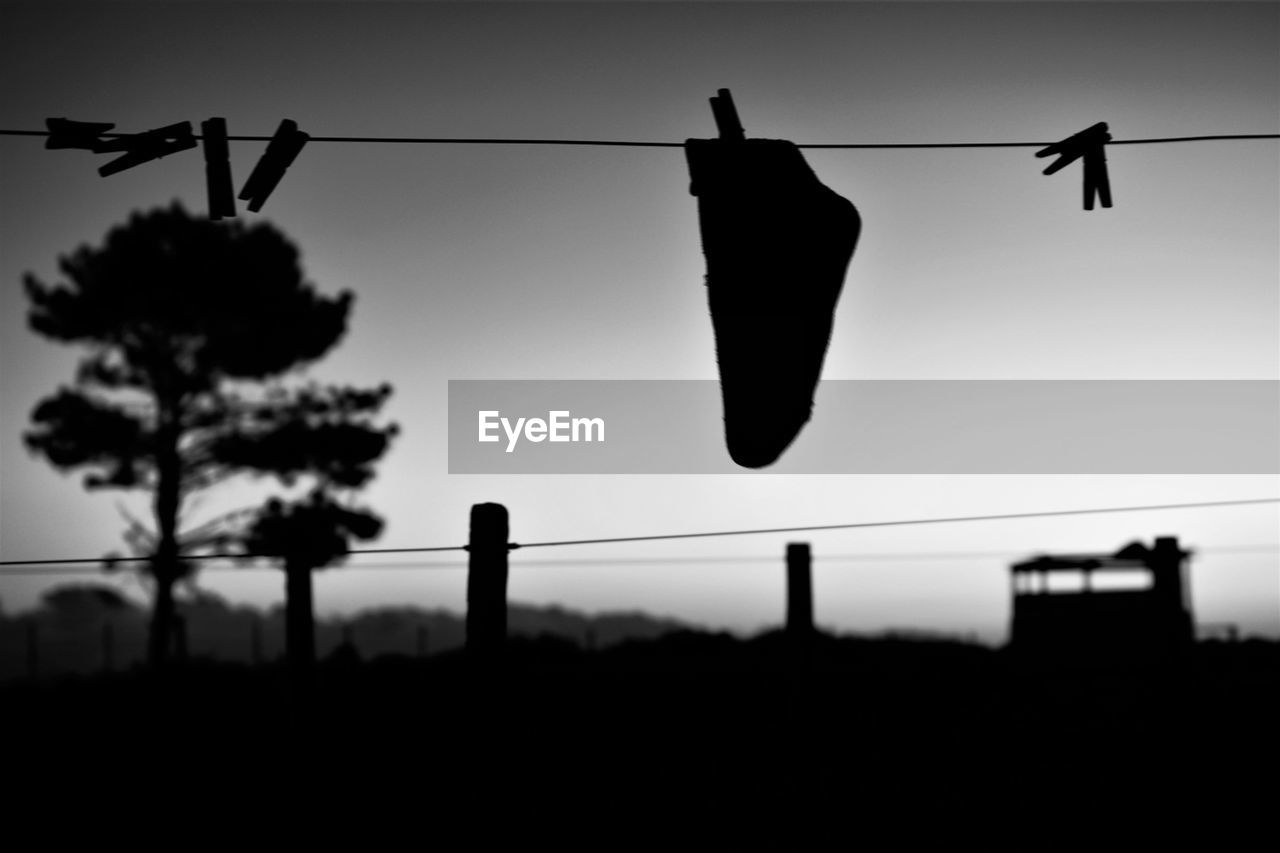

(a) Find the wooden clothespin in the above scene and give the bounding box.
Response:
[1035,122,1113,210]
[201,118,236,220]
[44,118,115,151]
[95,121,197,177]
[238,119,310,212]
[709,88,746,141]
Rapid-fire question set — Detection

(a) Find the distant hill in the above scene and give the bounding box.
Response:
[0,583,694,681]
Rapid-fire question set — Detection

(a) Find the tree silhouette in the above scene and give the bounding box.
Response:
[223,391,392,676]
[240,490,382,677]
[23,202,397,666]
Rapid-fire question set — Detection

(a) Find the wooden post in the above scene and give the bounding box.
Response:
[786,542,814,637]
[466,502,510,656]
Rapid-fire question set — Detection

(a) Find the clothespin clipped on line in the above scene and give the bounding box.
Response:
[95,121,197,177]
[686,88,747,197]
[201,118,236,220]
[45,116,195,176]
[238,119,310,212]
[44,115,309,215]
[44,117,115,151]
[709,88,746,141]
[1035,122,1113,210]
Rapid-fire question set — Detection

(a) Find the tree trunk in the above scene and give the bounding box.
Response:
[148,575,177,667]
[285,557,316,676]
[148,396,184,668]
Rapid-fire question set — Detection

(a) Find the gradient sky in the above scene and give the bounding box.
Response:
[1,1,1277,641]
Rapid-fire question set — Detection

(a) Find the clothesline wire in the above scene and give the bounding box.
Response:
[0,496,1275,569]
[1,129,1277,148]
[0,544,1276,577]
[509,498,1280,549]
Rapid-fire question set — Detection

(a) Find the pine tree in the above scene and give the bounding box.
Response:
[24,203,397,666]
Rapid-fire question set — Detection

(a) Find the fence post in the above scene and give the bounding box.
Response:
[786,542,814,638]
[466,502,510,656]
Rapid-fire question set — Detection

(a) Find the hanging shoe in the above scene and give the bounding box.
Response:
[685,137,860,468]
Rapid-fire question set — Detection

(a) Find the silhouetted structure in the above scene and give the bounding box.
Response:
[1009,536,1194,667]
[466,502,511,656]
[786,542,814,637]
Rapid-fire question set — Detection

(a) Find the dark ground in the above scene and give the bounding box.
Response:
[4,632,1275,843]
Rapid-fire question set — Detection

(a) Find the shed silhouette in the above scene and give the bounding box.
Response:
[1009,536,1194,667]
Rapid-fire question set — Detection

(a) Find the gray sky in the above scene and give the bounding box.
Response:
[1,1,1277,640]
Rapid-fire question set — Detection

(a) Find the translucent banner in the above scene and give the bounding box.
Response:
[447,380,1279,474]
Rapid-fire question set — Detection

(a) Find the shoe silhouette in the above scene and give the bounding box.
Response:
[686,137,860,468]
